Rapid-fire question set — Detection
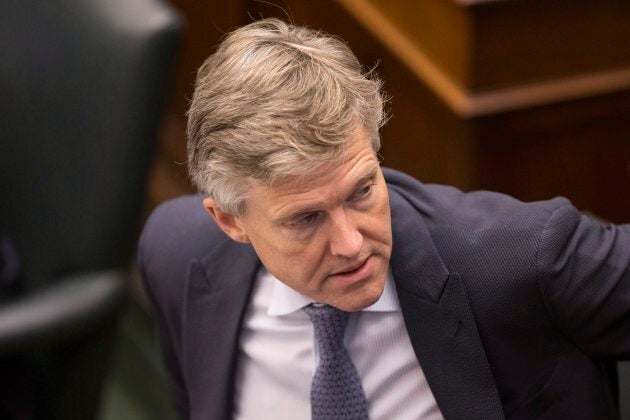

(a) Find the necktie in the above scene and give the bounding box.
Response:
[304,304,369,420]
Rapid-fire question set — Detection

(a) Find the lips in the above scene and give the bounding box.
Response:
[329,256,372,283]
[335,257,369,275]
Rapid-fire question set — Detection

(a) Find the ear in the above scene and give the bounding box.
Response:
[202,197,250,243]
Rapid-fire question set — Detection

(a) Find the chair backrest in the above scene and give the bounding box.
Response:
[0,0,182,288]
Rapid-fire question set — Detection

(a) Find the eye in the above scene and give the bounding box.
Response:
[352,183,373,201]
[288,212,321,229]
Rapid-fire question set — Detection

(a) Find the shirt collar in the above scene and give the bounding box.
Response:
[267,269,400,316]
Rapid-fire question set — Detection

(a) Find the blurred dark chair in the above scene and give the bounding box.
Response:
[0,0,182,418]
[620,361,630,420]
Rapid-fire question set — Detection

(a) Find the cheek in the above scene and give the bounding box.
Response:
[382,203,392,242]
[290,243,333,285]
[369,191,392,244]
[259,246,330,295]
[251,234,325,277]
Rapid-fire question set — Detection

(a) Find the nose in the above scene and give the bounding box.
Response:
[328,209,363,258]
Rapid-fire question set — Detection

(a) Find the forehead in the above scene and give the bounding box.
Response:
[244,130,379,213]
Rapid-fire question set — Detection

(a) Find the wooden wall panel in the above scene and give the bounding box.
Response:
[472,0,630,89]
[147,0,630,225]
[477,91,630,223]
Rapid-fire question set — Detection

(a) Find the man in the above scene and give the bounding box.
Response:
[139,18,630,419]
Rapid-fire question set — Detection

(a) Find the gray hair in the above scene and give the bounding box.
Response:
[187,18,387,215]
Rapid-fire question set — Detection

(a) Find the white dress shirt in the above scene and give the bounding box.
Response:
[233,267,444,420]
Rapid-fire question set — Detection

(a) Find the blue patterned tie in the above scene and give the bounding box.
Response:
[304,304,369,420]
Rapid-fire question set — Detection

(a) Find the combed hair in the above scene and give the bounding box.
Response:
[187,18,387,215]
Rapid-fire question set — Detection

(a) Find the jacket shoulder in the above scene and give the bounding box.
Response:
[137,195,228,299]
[383,167,577,279]
[384,167,571,231]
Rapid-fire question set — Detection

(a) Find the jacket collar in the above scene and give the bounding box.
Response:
[182,235,259,420]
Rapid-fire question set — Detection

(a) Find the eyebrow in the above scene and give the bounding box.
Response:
[275,164,379,224]
[347,165,379,197]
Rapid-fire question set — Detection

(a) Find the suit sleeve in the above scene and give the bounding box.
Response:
[536,202,630,358]
[138,217,190,419]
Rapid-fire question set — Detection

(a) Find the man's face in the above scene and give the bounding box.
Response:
[207,128,392,311]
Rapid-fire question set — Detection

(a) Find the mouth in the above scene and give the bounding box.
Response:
[329,256,372,283]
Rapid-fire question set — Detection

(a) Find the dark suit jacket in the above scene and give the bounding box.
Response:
[139,168,630,420]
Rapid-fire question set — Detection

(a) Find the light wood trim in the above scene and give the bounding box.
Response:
[337,0,468,113]
[452,0,510,5]
[336,0,630,117]
[467,69,630,116]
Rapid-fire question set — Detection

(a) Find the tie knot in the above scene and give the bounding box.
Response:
[304,304,349,350]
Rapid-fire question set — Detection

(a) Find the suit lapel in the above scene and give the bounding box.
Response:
[389,189,504,420]
[182,237,259,420]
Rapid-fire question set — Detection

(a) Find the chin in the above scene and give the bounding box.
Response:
[341,297,379,312]
[338,280,385,312]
